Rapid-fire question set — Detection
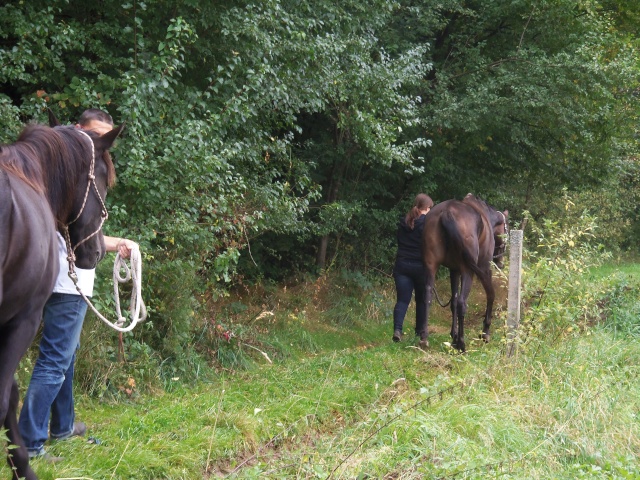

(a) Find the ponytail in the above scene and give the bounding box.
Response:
[405,206,421,229]
[405,193,434,230]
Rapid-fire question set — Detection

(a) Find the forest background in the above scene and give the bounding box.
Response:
[1,0,639,383]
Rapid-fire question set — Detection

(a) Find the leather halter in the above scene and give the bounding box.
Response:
[493,210,508,260]
[61,129,109,278]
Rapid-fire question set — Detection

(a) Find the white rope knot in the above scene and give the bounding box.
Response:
[110,246,147,332]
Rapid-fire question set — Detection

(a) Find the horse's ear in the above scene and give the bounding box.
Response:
[94,123,125,150]
[48,108,61,127]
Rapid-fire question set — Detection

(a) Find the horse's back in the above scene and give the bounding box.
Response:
[0,170,57,322]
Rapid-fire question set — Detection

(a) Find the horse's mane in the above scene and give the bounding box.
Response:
[24,125,79,219]
[0,126,50,194]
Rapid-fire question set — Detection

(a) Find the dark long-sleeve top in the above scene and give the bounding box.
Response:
[395,214,426,263]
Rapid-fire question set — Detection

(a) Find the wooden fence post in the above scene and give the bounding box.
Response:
[506,230,523,357]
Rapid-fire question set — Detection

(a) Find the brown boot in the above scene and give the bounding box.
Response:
[392,330,402,342]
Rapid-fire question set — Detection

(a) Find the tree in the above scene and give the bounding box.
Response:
[0,0,637,369]
[407,0,638,213]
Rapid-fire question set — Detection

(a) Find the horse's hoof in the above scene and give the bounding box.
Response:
[480,333,490,343]
[418,338,429,349]
[392,330,402,342]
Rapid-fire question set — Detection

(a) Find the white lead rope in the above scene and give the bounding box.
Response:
[65,129,146,332]
[71,247,147,332]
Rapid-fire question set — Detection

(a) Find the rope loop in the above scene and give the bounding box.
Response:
[69,246,147,333]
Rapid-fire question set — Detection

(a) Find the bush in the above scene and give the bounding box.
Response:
[519,196,612,348]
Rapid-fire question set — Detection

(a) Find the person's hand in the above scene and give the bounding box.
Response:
[117,239,138,259]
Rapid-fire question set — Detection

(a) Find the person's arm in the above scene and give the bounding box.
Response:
[104,235,138,259]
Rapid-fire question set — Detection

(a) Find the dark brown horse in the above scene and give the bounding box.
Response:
[0,122,122,480]
[420,194,508,352]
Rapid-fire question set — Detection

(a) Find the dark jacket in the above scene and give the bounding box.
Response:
[395,214,426,263]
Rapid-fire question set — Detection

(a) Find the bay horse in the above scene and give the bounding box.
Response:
[420,194,508,352]
[0,121,123,480]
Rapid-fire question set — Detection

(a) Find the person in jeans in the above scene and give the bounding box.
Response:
[19,109,138,461]
[392,193,433,343]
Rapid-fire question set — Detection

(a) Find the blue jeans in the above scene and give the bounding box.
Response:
[18,293,88,455]
[393,259,427,335]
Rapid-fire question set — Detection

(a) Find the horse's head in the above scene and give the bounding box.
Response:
[491,209,509,269]
[55,124,124,269]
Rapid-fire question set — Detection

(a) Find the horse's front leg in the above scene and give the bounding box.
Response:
[477,266,495,342]
[5,379,37,480]
[0,320,40,480]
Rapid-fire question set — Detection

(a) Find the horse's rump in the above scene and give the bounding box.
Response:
[424,199,493,272]
[439,206,486,278]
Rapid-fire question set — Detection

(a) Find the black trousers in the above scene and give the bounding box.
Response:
[392,259,427,335]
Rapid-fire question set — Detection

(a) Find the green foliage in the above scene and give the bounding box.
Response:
[576,157,640,251]
[1,0,638,370]
[519,195,612,348]
[0,95,20,143]
[513,192,640,361]
[398,0,640,212]
[3,5,640,477]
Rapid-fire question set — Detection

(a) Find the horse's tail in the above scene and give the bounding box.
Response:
[440,210,484,278]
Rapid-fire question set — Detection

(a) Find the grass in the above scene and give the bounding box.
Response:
[4,263,640,479]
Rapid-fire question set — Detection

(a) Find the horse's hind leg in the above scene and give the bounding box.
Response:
[449,270,460,343]
[455,272,474,352]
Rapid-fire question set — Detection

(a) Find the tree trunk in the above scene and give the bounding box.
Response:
[316,157,346,270]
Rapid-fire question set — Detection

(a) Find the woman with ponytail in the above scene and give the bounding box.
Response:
[392,193,433,343]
